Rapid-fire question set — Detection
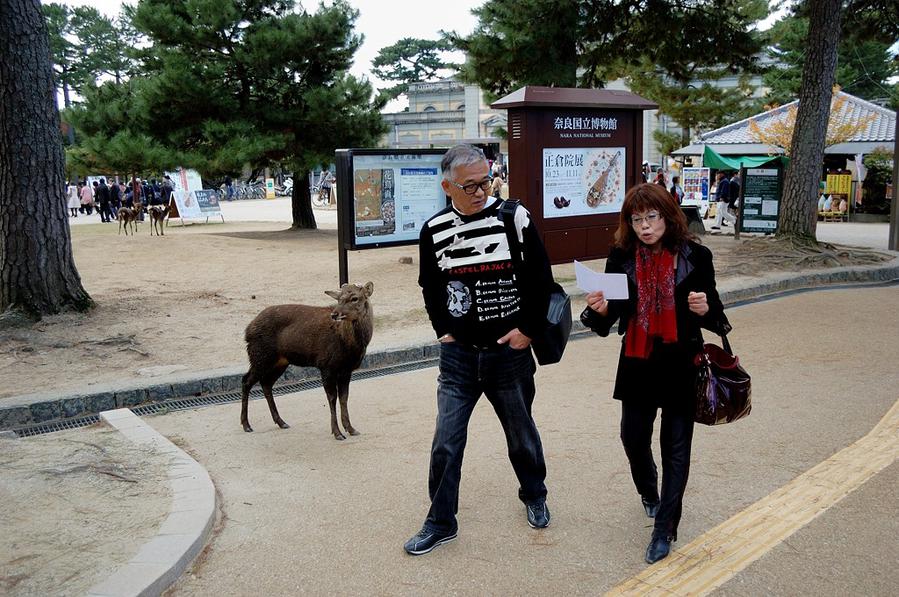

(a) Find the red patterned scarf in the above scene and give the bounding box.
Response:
[625,245,678,359]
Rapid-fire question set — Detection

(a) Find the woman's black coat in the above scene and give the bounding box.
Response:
[580,240,730,409]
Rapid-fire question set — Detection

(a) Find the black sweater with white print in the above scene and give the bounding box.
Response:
[418,197,553,347]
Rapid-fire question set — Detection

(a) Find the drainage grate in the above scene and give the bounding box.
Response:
[14,358,439,437]
[15,414,101,438]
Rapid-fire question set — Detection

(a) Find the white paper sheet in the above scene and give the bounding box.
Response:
[574,261,629,299]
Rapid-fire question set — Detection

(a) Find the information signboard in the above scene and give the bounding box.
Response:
[194,189,221,215]
[336,149,447,249]
[739,167,782,234]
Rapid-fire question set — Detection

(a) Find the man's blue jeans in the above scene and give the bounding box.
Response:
[424,341,547,533]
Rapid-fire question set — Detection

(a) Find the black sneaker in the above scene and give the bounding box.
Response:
[403,527,457,555]
[526,499,551,529]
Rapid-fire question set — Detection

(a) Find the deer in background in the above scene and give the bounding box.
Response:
[148,204,170,236]
[117,207,137,236]
[240,282,374,440]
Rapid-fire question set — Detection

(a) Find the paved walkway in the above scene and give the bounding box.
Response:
[14,203,895,594]
[139,285,898,596]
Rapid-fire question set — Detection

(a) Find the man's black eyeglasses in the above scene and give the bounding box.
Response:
[449,178,492,196]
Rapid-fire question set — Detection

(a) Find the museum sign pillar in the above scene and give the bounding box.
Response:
[491,87,657,262]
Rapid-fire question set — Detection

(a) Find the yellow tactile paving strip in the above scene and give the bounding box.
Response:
[606,398,899,596]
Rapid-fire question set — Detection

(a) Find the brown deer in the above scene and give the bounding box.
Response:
[240,282,374,439]
[117,207,138,235]
[148,204,170,236]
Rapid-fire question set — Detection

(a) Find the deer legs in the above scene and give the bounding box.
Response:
[240,366,289,432]
[323,372,358,440]
[338,373,359,437]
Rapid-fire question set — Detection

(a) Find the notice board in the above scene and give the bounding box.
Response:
[740,167,783,234]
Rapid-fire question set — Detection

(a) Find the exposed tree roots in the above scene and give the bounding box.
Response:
[719,235,892,277]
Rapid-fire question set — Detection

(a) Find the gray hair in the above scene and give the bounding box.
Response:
[441,144,486,180]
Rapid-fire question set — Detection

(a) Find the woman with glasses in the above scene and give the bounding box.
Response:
[580,183,730,565]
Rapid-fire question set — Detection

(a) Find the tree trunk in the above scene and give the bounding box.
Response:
[61,75,71,109]
[61,69,75,145]
[777,0,842,244]
[291,171,317,229]
[0,0,92,322]
[889,113,898,251]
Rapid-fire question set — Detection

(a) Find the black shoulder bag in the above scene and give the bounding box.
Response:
[498,200,572,365]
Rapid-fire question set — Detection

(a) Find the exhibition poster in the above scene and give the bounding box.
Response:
[165,168,204,219]
[681,167,711,204]
[352,154,445,246]
[542,147,626,219]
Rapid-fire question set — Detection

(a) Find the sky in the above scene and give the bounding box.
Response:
[54,0,486,111]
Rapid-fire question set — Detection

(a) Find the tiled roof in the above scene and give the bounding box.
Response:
[699,91,895,145]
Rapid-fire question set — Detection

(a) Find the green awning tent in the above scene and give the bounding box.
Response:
[702,145,789,170]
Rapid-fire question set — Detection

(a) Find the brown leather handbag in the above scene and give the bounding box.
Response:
[694,334,752,425]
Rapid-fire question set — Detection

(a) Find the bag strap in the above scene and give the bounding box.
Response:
[698,329,734,355]
[498,199,523,266]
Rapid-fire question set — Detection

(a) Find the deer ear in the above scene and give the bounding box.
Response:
[363,281,374,297]
[324,290,340,300]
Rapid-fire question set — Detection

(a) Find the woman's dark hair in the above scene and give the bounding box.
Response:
[613,183,694,252]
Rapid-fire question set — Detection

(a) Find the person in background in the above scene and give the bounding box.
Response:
[96,178,112,223]
[80,181,94,215]
[710,171,736,231]
[490,173,504,199]
[319,170,333,205]
[160,175,174,207]
[67,181,80,217]
[669,175,684,204]
[78,182,91,215]
[404,144,554,556]
[654,170,666,187]
[728,170,741,219]
[224,175,234,201]
[581,183,730,565]
[109,178,122,219]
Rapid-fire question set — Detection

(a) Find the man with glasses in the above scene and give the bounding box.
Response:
[404,144,555,555]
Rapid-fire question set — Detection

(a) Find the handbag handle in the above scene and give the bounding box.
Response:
[697,329,734,355]
[721,334,733,355]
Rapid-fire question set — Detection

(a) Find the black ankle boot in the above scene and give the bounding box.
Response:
[645,533,675,564]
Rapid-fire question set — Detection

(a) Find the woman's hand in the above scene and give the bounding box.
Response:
[586,291,609,316]
[688,291,709,316]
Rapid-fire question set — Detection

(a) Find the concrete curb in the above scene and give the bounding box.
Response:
[88,409,216,597]
[3,257,898,432]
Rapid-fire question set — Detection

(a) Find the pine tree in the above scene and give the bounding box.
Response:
[372,37,457,100]
[764,11,898,106]
[452,0,763,93]
[68,0,386,229]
